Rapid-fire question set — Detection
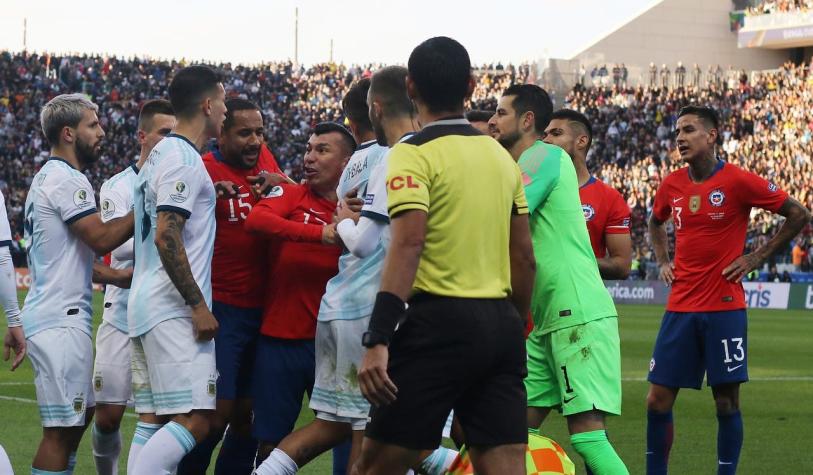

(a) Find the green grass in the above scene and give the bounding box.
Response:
[1,293,812,474]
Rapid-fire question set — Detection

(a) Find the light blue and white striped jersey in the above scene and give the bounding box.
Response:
[128,134,216,336]
[99,164,138,333]
[318,140,390,321]
[22,158,97,337]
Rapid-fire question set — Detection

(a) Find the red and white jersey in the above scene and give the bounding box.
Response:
[579,176,630,258]
[652,161,788,312]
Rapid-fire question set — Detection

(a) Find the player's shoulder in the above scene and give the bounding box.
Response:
[263,182,305,202]
[36,159,89,192]
[152,134,201,168]
[660,167,689,187]
[102,164,138,191]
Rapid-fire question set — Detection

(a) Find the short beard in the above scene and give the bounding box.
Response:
[76,137,100,166]
[497,130,521,150]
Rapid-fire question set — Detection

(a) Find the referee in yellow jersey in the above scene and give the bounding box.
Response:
[354,36,537,475]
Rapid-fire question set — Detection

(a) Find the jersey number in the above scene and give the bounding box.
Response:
[561,366,575,394]
[673,207,683,230]
[227,193,252,222]
[721,338,745,363]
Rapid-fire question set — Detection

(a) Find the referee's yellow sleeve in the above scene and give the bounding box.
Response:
[386,144,430,217]
[512,162,529,215]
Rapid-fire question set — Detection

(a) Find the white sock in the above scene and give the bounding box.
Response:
[419,447,459,475]
[66,451,76,474]
[92,424,121,475]
[132,421,196,475]
[0,444,12,474]
[253,448,298,475]
[127,421,163,474]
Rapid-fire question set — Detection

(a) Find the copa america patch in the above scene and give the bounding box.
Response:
[708,189,725,207]
[582,204,596,221]
[267,186,284,198]
[170,181,190,203]
[73,188,92,208]
[101,199,115,219]
[768,182,777,192]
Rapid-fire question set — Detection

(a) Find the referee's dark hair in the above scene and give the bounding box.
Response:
[168,65,222,119]
[502,84,553,135]
[550,108,593,149]
[465,110,493,123]
[342,78,373,133]
[313,121,357,154]
[137,99,174,131]
[408,36,472,113]
[370,66,414,118]
[223,98,261,131]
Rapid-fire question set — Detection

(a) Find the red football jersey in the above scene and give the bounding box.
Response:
[244,183,340,339]
[579,177,631,258]
[652,161,788,312]
[203,144,283,308]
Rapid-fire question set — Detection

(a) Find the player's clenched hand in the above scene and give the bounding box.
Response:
[344,188,364,213]
[3,326,26,371]
[322,224,338,245]
[191,304,219,341]
[247,171,294,198]
[214,181,239,198]
[337,199,360,224]
[358,345,398,406]
[723,253,761,283]
[659,261,675,285]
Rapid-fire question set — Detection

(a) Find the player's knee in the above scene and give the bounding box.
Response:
[713,394,739,414]
[646,387,675,412]
[94,408,123,433]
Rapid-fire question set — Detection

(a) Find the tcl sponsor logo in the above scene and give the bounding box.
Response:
[388,176,419,191]
[15,268,31,290]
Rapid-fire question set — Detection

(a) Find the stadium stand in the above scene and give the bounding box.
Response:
[0,51,810,278]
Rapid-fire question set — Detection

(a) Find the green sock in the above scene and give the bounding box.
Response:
[571,430,629,475]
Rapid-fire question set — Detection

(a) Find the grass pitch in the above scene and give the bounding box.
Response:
[1,292,811,474]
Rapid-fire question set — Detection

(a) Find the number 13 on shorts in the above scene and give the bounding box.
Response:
[721,338,745,364]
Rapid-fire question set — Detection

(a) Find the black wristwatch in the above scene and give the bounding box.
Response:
[362,331,389,348]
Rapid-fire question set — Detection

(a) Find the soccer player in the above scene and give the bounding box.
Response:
[465,110,493,135]
[177,98,286,475]
[1,188,24,372]
[90,99,176,475]
[543,108,632,279]
[244,121,354,464]
[646,106,811,475]
[488,84,629,474]
[23,93,135,474]
[354,37,536,475]
[127,65,225,475]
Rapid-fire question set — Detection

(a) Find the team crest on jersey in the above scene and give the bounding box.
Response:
[708,189,725,207]
[267,186,284,198]
[73,189,91,208]
[101,199,115,219]
[72,394,85,414]
[649,358,656,372]
[94,374,104,392]
[170,181,190,203]
[689,195,701,213]
[582,204,596,221]
[768,182,778,192]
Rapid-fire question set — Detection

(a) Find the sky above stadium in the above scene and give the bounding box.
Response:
[1,0,658,65]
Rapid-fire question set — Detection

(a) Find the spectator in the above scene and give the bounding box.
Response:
[792,239,807,271]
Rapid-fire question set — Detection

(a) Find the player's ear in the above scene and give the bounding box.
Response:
[577,134,589,151]
[465,74,476,100]
[137,129,147,146]
[62,125,75,145]
[203,97,212,117]
[523,111,536,133]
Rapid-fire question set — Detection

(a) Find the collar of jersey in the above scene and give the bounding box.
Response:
[422,116,469,128]
[357,140,376,151]
[688,159,725,182]
[130,163,139,174]
[398,132,416,143]
[580,176,597,189]
[212,146,226,163]
[48,156,78,170]
[166,133,199,151]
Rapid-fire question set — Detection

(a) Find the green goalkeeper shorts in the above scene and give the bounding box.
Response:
[525,316,622,417]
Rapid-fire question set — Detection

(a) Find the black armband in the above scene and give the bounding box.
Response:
[366,291,407,345]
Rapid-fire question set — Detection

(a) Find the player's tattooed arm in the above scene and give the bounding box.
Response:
[155,210,218,340]
[723,197,811,282]
[648,214,675,284]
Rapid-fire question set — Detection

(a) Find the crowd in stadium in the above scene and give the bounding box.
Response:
[745,0,813,15]
[1,50,811,276]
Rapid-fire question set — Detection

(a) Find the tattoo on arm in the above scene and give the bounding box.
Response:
[156,211,204,307]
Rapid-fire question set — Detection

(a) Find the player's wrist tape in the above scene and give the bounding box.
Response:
[369,291,406,341]
[6,312,21,327]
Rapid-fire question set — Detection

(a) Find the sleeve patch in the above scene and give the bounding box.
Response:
[73,189,93,208]
[101,199,116,219]
[170,181,190,203]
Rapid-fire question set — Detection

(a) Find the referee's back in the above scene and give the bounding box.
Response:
[386,117,528,298]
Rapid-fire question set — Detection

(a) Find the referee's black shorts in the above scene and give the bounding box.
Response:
[365,294,528,450]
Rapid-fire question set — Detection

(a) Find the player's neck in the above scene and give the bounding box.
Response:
[136,150,150,170]
[508,134,540,162]
[384,117,417,147]
[416,105,465,128]
[49,146,82,170]
[172,119,209,151]
[356,130,376,145]
[574,158,591,186]
[311,181,339,202]
[687,154,719,183]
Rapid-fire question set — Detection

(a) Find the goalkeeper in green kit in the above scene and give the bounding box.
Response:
[488,84,629,475]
